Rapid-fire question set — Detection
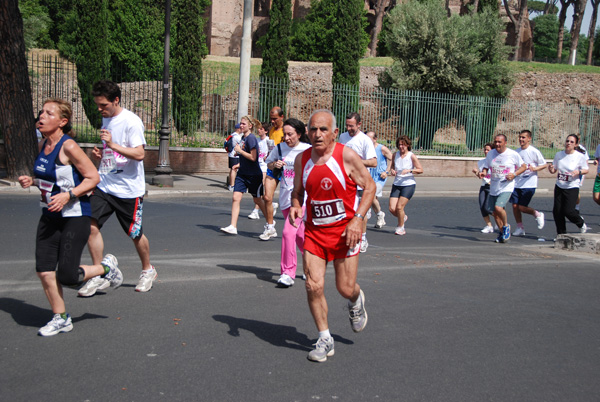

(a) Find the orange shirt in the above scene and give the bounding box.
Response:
[268,126,284,145]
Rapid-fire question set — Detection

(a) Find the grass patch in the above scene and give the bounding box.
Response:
[508,61,600,74]
[359,57,394,67]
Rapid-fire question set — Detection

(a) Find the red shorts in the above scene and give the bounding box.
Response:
[303,222,360,262]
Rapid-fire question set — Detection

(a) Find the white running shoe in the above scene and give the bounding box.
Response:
[220,225,238,235]
[228,185,234,192]
[536,212,545,230]
[135,267,157,292]
[404,215,408,223]
[308,336,334,362]
[481,225,494,234]
[102,254,123,288]
[38,313,73,337]
[78,276,110,297]
[259,224,277,241]
[513,227,526,236]
[375,212,386,228]
[360,238,369,253]
[248,209,260,220]
[580,223,588,233]
[277,274,294,287]
[273,202,279,215]
[394,226,406,235]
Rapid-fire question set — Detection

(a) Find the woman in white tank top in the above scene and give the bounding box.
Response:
[389,135,423,235]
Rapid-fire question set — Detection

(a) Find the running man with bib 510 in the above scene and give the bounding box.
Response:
[289,110,375,362]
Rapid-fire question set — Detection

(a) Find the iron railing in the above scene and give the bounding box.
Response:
[24,52,600,158]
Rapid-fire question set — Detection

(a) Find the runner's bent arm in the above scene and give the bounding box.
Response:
[342,147,376,248]
[289,153,305,227]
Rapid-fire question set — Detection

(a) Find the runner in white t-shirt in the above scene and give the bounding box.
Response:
[78,80,156,297]
[338,112,376,253]
[510,130,547,236]
[480,134,527,243]
[247,123,271,220]
[227,124,242,191]
[548,134,589,235]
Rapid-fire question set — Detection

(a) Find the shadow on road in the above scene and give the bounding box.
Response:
[0,297,108,327]
[218,263,277,284]
[213,314,354,352]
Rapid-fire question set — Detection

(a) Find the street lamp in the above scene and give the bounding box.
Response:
[153,0,174,187]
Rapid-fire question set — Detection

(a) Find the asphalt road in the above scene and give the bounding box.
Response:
[1,191,599,402]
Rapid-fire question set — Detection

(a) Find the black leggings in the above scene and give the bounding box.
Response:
[478,185,493,217]
[552,185,584,235]
[35,215,90,286]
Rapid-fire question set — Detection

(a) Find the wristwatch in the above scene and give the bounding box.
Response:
[69,190,76,201]
[354,213,365,220]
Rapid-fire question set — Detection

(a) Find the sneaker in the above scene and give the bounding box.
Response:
[512,227,526,236]
[228,185,234,192]
[481,225,494,234]
[38,313,73,337]
[102,254,123,288]
[494,233,503,243]
[248,209,260,220]
[78,276,109,297]
[277,274,294,287]
[394,226,406,235]
[580,223,588,233]
[273,202,279,215]
[307,336,335,362]
[502,225,511,242]
[404,214,408,223]
[360,238,369,253]
[348,289,368,332]
[259,224,277,241]
[536,212,545,230]
[135,267,157,292]
[220,225,238,235]
[302,273,307,280]
[375,212,386,228]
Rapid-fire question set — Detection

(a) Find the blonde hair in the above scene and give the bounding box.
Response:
[241,115,261,133]
[44,98,73,134]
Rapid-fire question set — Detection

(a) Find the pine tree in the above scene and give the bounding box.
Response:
[172,0,210,136]
[258,0,292,122]
[331,0,369,121]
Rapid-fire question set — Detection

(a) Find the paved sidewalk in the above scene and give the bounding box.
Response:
[2,174,590,197]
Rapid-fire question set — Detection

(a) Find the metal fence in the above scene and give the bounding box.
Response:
[25,52,600,157]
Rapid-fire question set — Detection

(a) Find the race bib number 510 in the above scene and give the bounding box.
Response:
[311,198,346,225]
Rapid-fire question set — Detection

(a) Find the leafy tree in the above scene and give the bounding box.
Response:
[532,13,559,59]
[289,0,338,62]
[528,0,558,16]
[331,0,369,120]
[1,0,38,179]
[19,0,52,49]
[172,0,210,136]
[380,0,513,150]
[58,0,163,82]
[258,0,292,122]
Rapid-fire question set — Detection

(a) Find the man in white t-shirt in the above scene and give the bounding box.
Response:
[480,134,527,243]
[78,80,156,297]
[338,112,376,253]
[510,130,547,236]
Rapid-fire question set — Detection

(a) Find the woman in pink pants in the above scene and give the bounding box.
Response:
[265,118,311,287]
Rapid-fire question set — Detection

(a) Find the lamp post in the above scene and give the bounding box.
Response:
[153,0,174,187]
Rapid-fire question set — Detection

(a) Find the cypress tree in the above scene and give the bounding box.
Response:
[259,0,292,122]
[172,0,210,136]
[331,0,369,121]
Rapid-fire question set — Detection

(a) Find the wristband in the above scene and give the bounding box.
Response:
[69,190,76,201]
[354,213,365,220]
